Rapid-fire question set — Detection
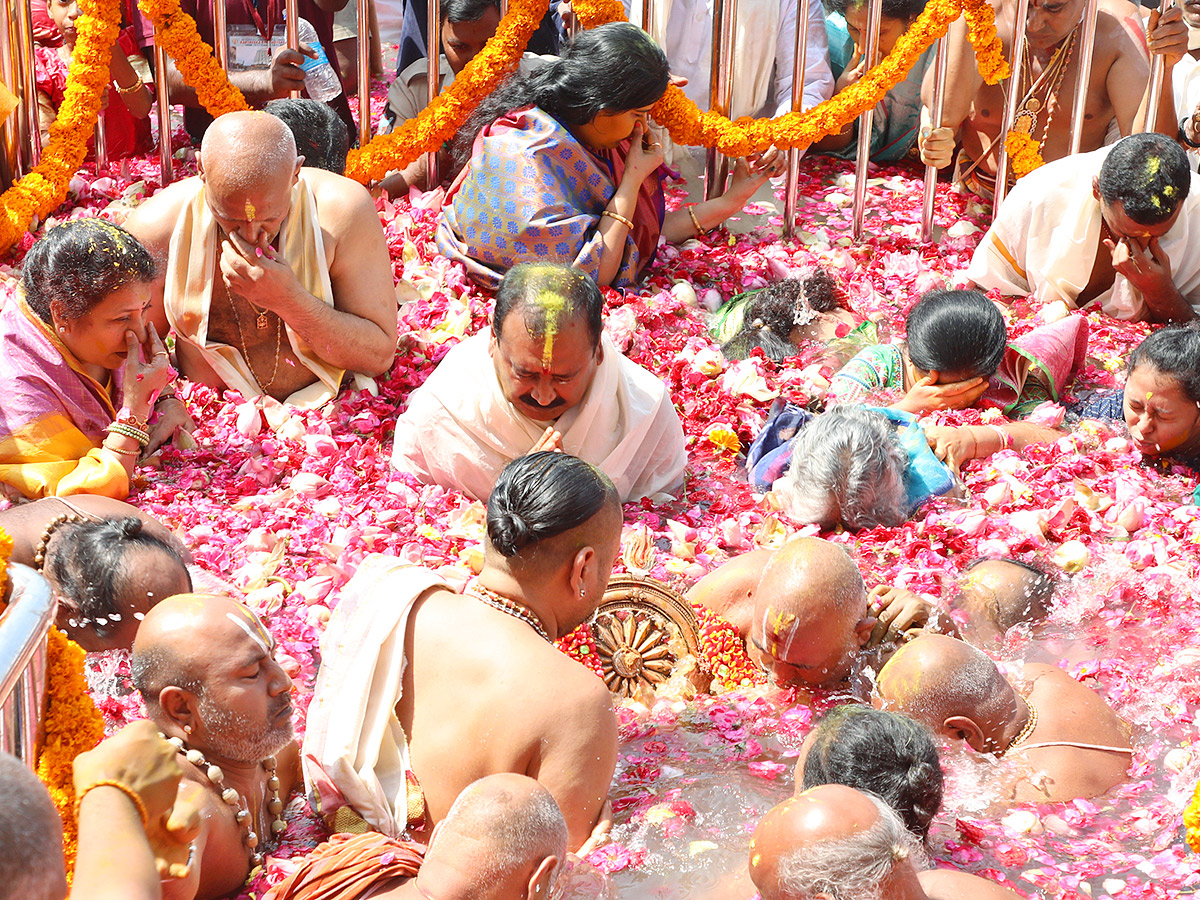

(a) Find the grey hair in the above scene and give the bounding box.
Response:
[784,407,908,530]
[435,778,568,896]
[775,793,926,900]
[0,755,67,900]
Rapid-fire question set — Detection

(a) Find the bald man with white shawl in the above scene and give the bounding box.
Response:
[967,141,1200,323]
[392,328,687,503]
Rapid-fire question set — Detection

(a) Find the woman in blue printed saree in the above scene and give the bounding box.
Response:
[437,22,782,289]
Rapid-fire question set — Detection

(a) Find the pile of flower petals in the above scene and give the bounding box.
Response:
[11,146,1200,899]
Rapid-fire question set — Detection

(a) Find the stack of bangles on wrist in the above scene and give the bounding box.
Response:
[601,210,635,231]
[106,408,150,452]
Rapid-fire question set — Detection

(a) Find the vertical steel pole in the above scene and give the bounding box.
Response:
[783,0,811,238]
[920,37,949,242]
[426,0,440,184]
[704,0,738,199]
[1067,0,1098,153]
[286,3,300,99]
[213,0,229,68]
[154,41,174,184]
[850,0,882,240]
[93,112,108,175]
[357,0,371,145]
[1144,0,1170,133]
[16,0,41,167]
[992,0,1030,217]
[0,0,23,180]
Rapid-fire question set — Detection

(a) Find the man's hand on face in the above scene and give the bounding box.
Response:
[1105,234,1174,296]
[220,231,304,313]
[866,585,933,648]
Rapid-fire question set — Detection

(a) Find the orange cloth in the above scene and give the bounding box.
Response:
[264,833,425,900]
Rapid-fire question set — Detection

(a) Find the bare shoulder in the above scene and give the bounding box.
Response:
[304,168,379,230]
[124,177,201,248]
[1096,5,1147,62]
[920,868,1022,900]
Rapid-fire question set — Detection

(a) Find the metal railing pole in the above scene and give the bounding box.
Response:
[358,0,371,145]
[16,0,41,167]
[0,566,55,765]
[93,112,108,175]
[213,0,229,68]
[0,0,23,180]
[920,37,949,242]
[783,0,811,238]
[992,0,1030,217]
[850,0,883,240]
[286,3,300,99]
[1144,0,1170,133]
[426,0,441,184]
[154,41,174,184]
[1067,0,1098,153]
[704,0,737,199]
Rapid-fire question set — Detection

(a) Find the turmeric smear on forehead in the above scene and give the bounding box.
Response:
[245,199,256,221]
[534,289,570,368]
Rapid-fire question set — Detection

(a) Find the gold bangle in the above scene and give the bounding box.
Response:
[686,205,704,235]
[75,780,149,827]
[104,442,140,458]
[106,422,150,447]
[600,209,634,230]
[115,77,144,96]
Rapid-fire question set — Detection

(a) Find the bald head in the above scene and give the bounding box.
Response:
[422,775,567,900]
[750,785,919,900]
[0,754,67,900]
[750,539,870,688]
[954,559,1054,637]
[199,111,298,188]
[875,634,1013,749]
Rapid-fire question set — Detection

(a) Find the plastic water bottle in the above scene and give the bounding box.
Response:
[295,17,343,102]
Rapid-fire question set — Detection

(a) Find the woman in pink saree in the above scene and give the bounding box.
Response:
[437,22,780,289]
[0,220,188,499]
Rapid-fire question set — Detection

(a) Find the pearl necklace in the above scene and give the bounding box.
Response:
[162,735,286,867]
[465,582,552,644]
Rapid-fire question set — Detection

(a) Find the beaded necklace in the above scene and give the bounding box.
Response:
[464,582,553,644]
[32,512,84,571]
[162,735,286,867]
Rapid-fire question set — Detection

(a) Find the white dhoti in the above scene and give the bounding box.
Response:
[391,330,687,503]
[302,557,449,836]
[967,147,1200,321]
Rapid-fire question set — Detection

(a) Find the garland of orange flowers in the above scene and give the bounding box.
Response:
[0,527,11,600]
[36,626,105,879]
[1185,776,1200,853]
[343,0,547,181]
[577,0,1008,156]
[136,0,250,116]
[692,602,765,692]
[0,0,118,253]
[1004,129,1045,178]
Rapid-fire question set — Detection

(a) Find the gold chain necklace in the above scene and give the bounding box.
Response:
[1013,27,1078,137]
[162,735,286,867]
[228,293,282,391]
[1003,695,1039,755]
[465,582,553,644]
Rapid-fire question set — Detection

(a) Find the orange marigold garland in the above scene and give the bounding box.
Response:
[692,602,764,692]
[1004,129,1044,178]
[0,0,118,252]
[36,627,106,878]
[0,526,12,599]
[343,0,548,182]
[642,0,1008,155]
[137,0,250,116]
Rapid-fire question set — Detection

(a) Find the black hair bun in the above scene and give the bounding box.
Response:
[489,511,533,557]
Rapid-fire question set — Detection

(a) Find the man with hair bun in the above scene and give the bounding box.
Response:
[305,452,620,853]
[749,784,1022,900]
[125,110,397,408]
[968,132,1200,322]
[392,262,686,502]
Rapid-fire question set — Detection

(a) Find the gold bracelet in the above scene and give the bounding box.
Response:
[600,209,634,230]
[686,205,704,235]
[104,442,140,458]
[115,77,144,96]
[75,780,149,827]
[106,422,150,447]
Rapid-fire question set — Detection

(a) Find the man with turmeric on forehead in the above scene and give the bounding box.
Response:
[391,263,686,501]
[968,132,1200,323]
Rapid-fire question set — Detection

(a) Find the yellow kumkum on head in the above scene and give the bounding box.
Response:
[534,288,570,368]
[245,199,257,221]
